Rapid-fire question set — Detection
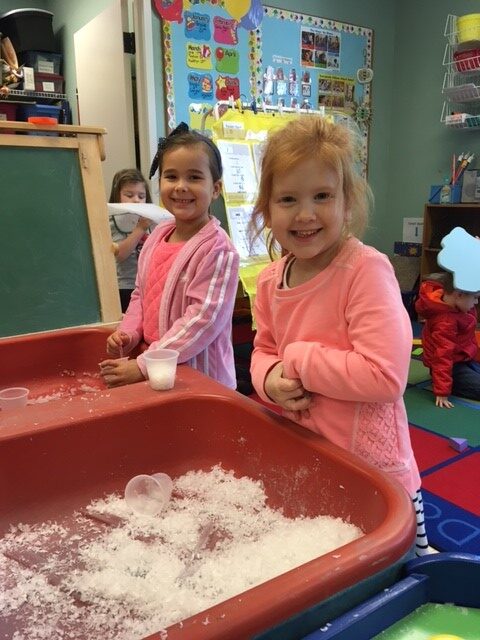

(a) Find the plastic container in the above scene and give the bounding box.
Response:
[0,9,55,53]
[144,348,179,390]
[453,47,480,72]
[440,178,452,204]
[33,72,63,94]
[0,387,29,411]
[303,553,480,639]
[0,361,417,640]
[124,472,173,516]
[457,13,480,44]
[17,104,62,135]
[429,183,462,204]
[17,103,62,122]
[19,50,62,75]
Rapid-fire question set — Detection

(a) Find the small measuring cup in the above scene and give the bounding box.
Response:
[124,472,173,516]
[0,387,29,411]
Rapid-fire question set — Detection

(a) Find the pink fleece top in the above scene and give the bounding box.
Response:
[251,237,421,496]
[119,217,239,389]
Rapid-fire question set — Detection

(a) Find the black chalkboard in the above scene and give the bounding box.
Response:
[0,145,101,337]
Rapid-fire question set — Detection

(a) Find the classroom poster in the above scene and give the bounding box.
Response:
[162,1,255,131]
[162,5,373,175]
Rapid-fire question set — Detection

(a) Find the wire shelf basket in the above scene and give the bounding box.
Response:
[440,101,480,128]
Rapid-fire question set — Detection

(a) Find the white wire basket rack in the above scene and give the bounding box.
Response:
[444,13,480,48]
[444,14,459,46]
[440,101,480,129]
[442,76,480,103]
[443,42,480,74]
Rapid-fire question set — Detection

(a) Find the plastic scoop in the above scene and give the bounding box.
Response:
[0,387,29,411]
[176,519,215,583]
[124,472,173,516]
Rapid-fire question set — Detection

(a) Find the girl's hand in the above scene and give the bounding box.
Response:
[106,330,130,356]
[264,362,311,412]
[435,395,454,409]
[99,358,145,387]
[136,216,151,232]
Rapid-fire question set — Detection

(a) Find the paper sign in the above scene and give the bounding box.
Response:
[402,218,423,243]
[213,16,238,45]
[184,11,211,40]
[215,75,240,100]
[215,47,239,74]
[187,72,213,99]
[186,43,212,69]
[217,141,257,202]
[226,205,268,261]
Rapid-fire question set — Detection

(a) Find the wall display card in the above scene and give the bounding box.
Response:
[226,204,268,261]
[216,140,258,203]
[403,218,424,243]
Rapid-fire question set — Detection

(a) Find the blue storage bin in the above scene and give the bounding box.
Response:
[17,103,63,135]
[429,183,462,204]
[17,103,62,122]
[253,548,414,640]
[302,552,480,639]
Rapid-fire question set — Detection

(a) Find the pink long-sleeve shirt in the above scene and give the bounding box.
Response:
[251,237,421,496]
[120,217,240,388]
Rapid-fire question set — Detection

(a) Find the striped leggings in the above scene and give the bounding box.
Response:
[413,489,429,556]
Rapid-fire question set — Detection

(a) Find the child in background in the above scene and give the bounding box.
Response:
[100,123,239,389]
[415,272,480,408]
[249,116,428,555]
[109,168,153,312]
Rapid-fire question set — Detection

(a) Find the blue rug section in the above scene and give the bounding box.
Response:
[422,489,480,554]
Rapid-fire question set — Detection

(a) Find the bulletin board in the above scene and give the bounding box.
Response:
[162,0,256,131]
[161,4,373,173]
[256,7,373,174]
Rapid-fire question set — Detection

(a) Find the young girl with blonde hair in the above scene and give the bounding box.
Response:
[250,116,428,555]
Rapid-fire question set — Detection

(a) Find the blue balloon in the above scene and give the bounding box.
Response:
[240,0,263,30]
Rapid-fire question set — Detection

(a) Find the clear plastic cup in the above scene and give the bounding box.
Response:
[143,348,179,390]
[0,387,29,411]
[124,472,173,516]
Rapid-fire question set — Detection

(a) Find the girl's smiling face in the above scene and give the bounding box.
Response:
[160,144,221,231]
[268,156,348,272]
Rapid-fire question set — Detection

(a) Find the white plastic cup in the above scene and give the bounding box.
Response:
[124,472,173,516]
[0,387,29,411]
[143,348,179,390]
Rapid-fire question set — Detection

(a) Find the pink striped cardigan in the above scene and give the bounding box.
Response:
[119,217,239,388]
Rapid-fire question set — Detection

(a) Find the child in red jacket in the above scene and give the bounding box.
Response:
[415,271,480,408]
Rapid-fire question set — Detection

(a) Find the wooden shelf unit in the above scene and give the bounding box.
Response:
[421,203,480,279]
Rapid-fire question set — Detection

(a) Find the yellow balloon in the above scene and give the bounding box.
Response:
[428,635,464,640]
[224,0,251,21]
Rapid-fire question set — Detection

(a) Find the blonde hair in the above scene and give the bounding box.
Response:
[249,116,372,258]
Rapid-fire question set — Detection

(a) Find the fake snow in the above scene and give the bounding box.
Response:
[0,466,362,639]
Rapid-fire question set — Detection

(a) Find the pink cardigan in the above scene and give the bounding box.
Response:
[120,217,239,388]
[251,237,421,496]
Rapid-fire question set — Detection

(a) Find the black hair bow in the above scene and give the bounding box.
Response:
[149,122,189,179]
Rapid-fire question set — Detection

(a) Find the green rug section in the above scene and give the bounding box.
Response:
[407,358,430,385]
[404,386,480,446]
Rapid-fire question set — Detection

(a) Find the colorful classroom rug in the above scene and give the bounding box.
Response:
[406,351,480,554]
